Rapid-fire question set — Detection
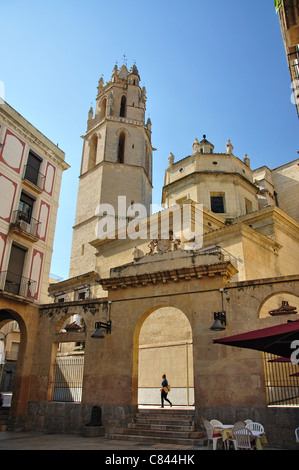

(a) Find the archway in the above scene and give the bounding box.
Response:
[136,306,194,408]
[51,313,85,403]
[0,309,26,408]
[258,292,299,319]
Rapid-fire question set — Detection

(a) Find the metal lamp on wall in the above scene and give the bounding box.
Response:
[210,311,226,331]
[91,301,112,339]
[210,288,227,331]
[91,320,112,338]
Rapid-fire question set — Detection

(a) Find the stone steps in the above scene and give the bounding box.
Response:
[0,407,10,431]
[112,409,205,447]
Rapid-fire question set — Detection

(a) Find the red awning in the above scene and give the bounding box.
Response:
[213,319,299,359]
[267,357,291,362]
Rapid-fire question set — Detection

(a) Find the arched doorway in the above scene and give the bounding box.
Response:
[137,306,194,408]
[0,309,25,408]
[50,313,86,403]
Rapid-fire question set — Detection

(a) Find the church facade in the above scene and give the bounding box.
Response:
[1,64,299,447]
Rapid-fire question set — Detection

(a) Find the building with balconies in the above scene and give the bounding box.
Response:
[0,101,69,397]
[276,0,299,118]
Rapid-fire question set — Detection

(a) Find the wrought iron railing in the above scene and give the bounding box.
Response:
[10,210,41,238]
[23,164,45,190]
[0,271,36,298]
[52,355,84,402]
[263,353,299,406]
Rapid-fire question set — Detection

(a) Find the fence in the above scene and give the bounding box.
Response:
[52,355,84,403]
[0,271,36,298]
[263,353,299,406]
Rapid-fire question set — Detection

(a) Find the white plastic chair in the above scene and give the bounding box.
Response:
[295,427,299,443]
[203,419,223,450]
[234,421,246,426]
[210,419,222,426]
[226,422,246,450]
[245,422,264,433]
[234,428,254,450]
[244,419,252,425]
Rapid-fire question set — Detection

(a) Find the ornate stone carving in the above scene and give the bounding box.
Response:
[226,139,233,154]
[192,138,200,154]
[148,231,181,254]
[132,247,144,260]
[168,152,175,166]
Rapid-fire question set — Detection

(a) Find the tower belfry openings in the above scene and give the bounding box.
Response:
[69,63,154,278]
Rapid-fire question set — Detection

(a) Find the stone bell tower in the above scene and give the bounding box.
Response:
[69,63,154,278]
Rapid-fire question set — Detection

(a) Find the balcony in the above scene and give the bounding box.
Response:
[9,210,41,242]
[23,164,45,193]
[0,271,36,299]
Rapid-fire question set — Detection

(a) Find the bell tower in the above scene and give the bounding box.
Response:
[69,63,154,277]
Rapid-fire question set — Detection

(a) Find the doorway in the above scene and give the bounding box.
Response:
[0,312,23,408]
[138,307,194,407]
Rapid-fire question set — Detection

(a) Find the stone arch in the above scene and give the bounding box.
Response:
[88,134,98,170]
[133,304,194,407]
[117,132,126,164]
[0,308,27,412]
[55,312,85,333]
[0,308,27,352]
[99,97,107,120]
[116,128,130,164]
[258,291,299,319]
[120,95,126,117]
[116,127,130,138]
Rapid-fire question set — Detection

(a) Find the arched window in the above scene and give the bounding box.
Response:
[100,98,107,120]
[89,134,97,170]
[118,133,125,163]
[120,95,126,117]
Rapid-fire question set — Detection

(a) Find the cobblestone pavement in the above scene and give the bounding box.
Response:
[0,430,284,452]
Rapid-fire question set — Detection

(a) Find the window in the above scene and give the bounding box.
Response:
[5,244,27,296]
[120,96,126,117]
[88,134,97,170]
[118,133,125,163]
[24,150,42,186]
[245,198,253,214]
[54,293,67,303]
[210,194,225,213]
[100,98,107,120]
[75,285,90,301]
[18,191,35,224]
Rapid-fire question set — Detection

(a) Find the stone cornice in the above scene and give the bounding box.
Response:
[100,260,238,291]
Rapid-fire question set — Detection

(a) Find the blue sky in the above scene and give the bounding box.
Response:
[1,0,298,280]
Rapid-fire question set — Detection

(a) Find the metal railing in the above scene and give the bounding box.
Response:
[23,164,45,190]
[198,245,239,266]
[0,271,37,298]
[52,355,84,402]
[263,353,299,406]
[10,210,41,238]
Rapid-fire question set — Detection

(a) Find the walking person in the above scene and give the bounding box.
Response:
[160,373,172,408]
